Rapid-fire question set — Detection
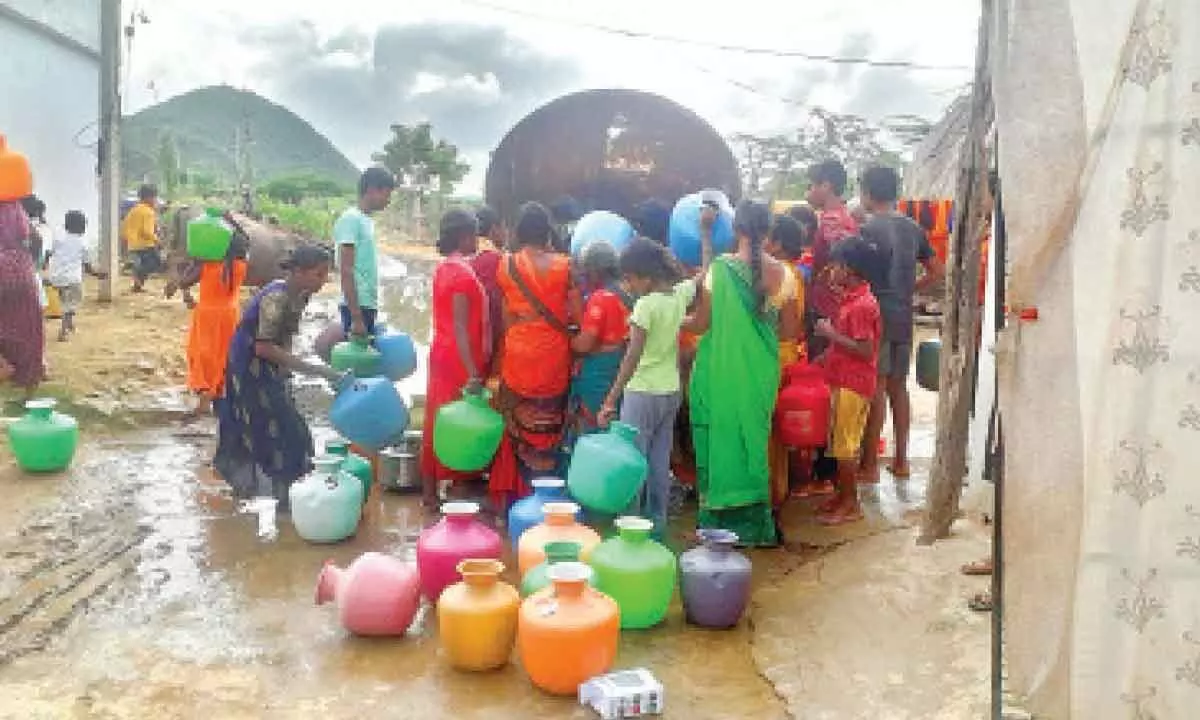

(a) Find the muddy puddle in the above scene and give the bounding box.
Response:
[0,253,958,719]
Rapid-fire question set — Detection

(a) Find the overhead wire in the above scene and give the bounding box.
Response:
[457,0,972,72]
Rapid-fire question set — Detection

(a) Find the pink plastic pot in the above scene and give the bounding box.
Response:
[315,552,422,636]
[416,502,503,601]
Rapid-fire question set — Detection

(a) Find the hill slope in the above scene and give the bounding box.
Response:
[122,86,359,186]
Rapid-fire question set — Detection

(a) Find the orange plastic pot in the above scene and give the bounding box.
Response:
[517,502,601,577]
[0,135,32,202]
[518,561,619,696]
[437,559,520,671]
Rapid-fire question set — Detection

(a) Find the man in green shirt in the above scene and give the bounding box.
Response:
[337,167,395,338]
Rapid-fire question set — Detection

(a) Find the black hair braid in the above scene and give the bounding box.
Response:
[734,200,770,314]
[748,223,767,315]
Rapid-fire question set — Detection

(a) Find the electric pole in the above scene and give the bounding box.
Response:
[97,0,122,302]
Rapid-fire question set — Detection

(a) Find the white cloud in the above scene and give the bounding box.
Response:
[123,0,978,192]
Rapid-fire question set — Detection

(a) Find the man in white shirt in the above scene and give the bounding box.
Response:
[44,210,106,341]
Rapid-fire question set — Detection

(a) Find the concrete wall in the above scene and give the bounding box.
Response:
[0,0,101,235]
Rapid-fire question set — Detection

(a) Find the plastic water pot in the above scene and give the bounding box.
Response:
[329,376,409,452]
[506,477,575,551]
[186,208,233,261]
[567,422,648,514]
[569,211,636,259]
[374,331,418,381]
[588,517,677,629]
[7,399,79,473]
[680,529,752,628]
[437,559,520,671]
[916,338,941,392]
[774,362,831,449]
[518,562,619,696]
[433,387,503,472]
[0,134,33,202]
[415,502,503,601]
[326,438,373,498]
[520,541,594,597]
[331,336,383,378]
[668,191,735,267]
[315,552,422,636]
[516,502,601,577]
[289,455,364,543]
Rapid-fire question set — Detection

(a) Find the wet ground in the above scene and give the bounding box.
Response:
[0,256,988,719]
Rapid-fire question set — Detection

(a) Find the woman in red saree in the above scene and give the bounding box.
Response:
[420,209,492,509]
[491,202,581,508]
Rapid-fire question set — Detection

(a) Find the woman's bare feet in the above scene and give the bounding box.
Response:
[816,501,864,526]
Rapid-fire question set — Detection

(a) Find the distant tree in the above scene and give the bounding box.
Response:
[186,172,220,198]
[372,122,470,195]
[731,108,917,201]
[261,173,352,204]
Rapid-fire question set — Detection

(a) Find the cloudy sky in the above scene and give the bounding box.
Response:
[124,0,979,192]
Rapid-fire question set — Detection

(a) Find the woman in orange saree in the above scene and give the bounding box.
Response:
[490,202,581,509]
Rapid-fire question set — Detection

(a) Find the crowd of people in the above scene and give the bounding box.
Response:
[404,157,944,542]
[0,155,946,545]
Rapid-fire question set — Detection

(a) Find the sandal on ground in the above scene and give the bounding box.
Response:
[961,559,994,576]
[968,592,993,612]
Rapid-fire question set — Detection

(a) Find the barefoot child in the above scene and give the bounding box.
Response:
[44,211,107,341]
[599,237,705,539]
[814,236,882,525]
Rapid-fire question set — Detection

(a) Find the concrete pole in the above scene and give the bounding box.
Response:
[97,0,122,302]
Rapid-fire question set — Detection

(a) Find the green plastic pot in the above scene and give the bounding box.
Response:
[186,207,233,261]
[433,387,503,472]
[520,541,593,597]
[588,516,677,629]
[8,399,79,473]
[331,336,383,378]
[326,438,372,498]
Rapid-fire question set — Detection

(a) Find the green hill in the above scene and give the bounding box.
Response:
[122,85,359,187]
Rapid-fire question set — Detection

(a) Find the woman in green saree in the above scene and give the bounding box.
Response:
[687,199,796,547]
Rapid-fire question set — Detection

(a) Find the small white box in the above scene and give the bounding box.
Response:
[578,668,665,719]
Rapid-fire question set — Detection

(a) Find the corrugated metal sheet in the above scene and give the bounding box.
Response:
[485,89,740,222]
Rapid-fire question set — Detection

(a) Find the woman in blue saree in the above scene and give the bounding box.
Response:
[214,246,343,506]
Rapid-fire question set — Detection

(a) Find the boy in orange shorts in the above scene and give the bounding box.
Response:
[814,236,882,525]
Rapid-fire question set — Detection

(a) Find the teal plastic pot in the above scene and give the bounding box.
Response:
[567,422,647,514]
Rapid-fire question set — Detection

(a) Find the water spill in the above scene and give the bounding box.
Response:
[0,431,797,718]
[0,253,958,718]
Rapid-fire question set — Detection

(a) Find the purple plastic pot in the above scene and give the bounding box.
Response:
[679,529,752,628]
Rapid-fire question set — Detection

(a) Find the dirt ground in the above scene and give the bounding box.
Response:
[0,262,993,719]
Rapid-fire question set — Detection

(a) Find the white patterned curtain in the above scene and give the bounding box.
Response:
[994,0,1200,717]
